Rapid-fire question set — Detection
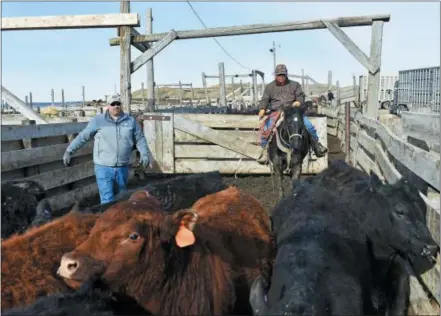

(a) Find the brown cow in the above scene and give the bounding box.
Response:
[1,211,99,311]
[58,186,273,315]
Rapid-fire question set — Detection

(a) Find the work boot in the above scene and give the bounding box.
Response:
[257,148,269,164]
[311,138,328,158]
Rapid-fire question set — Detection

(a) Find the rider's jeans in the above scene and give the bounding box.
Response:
[260,115,319,148]
[303,117,319,141]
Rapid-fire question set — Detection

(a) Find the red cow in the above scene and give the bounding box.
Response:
[1,211,99,311]
[58,186,274,315]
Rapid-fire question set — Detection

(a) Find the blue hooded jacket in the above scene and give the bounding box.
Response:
[66,111,150,167]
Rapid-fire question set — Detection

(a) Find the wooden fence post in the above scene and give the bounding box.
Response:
[218,62,227,107]
[120,1,132,113]
[202,72,209,105]
[366,20,384,120]
[146,7,155,112]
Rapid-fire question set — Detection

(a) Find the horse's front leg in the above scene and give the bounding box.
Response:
[274,154,286,200]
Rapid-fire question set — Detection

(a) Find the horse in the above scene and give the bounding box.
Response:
[267,104,311,199]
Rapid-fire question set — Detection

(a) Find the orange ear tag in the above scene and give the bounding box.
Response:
[175,224,196,248]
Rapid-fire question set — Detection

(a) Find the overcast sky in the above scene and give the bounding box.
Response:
[2,1,440,101]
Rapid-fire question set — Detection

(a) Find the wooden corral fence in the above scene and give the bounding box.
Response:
[142,113,328,175]
[320,103,441,315]
[0,113,327,211]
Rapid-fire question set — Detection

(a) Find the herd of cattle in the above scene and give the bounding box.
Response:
[0,160,439,315]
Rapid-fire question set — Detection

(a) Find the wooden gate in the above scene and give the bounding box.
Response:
[142,113,328,175]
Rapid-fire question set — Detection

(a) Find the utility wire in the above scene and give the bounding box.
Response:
[185,1,253,71]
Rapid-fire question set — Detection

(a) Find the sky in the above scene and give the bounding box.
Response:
[1,1,440,102]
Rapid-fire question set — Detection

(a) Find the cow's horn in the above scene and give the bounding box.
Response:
[186,209,199,231]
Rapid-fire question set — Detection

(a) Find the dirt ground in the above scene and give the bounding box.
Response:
[78,135,344,215]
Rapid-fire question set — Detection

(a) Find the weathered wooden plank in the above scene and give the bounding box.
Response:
[161,113,175,173]
[1,122,87,141]
[409,275,439,315]
[175,159,325,174]
[355,147,376,175]
[175,145,248,159]
[370,118,439,190]
[421,256,440,304]
[327,126,338,136]
[120,2,132,113]
[178,113,260,129]
[109,14,390,45]
[373,142,401,184]
[2,13,140,31]
[1,142,94,172]
[173,115,262,160]
[322,21,377,73]
[357,130,376,156]
[130,30,177,73]
[1,86,48,124]
[174,129,259,144]
[26,161,95,190]
[327,118,338,128]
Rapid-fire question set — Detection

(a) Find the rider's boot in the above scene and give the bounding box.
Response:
[310,137,328,158]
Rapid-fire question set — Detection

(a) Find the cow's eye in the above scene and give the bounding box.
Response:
[129,233,139,240]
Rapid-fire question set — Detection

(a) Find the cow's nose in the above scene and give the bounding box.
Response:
[57,254,80,278]
[421,244,440,263]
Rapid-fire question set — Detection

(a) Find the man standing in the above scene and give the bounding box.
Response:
[62,95,150,204]
[257,64,328,164]
[327,90,335,105]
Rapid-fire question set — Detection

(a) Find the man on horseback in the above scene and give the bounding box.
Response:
[257,64,328,164]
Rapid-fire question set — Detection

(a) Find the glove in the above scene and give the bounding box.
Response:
[258,109,266,120]
[293,101,301,107]
[63,151,72,167]
[139,155,150,168]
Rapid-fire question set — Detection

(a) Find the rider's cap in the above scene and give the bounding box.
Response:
[275,64,288,75]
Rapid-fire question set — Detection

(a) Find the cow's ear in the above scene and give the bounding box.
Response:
[162,209,198,248]
[175,210,198,248]
[368,171,382,191]
[128,190,150,202]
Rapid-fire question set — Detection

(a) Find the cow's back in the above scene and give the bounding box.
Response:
[192,186,274,314]
[1,211,98,311]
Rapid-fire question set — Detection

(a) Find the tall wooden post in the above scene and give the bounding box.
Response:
[146,8,155,112]
[25,95,29,107]
[82,86,85,108]
[202,72,209,105]
[178,80,183,106]
[336,80,341,108]
[352,74,358,106]
[218,63,227,107]
[252,70,258,106]
[120,1,132,113]
[328,70,332,91]
[366,20,384,119]
[141,82,145,106]
[51,89,55,106]
[61,89,65,108]
[190,83,195,107]
[29,92,33,108]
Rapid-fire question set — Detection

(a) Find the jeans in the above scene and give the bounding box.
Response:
[303,116,319,141]
[260,115,319,148]
[94,164,129,204]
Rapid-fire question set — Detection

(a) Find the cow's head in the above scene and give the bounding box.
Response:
[57,190,201,310]
[368,172,439,273]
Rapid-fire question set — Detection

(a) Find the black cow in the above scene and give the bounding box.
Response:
[2,278,148,316]
[78,171,227,214]
[251,179,377,315]
[1,180,46,238]
[252,160,438,315]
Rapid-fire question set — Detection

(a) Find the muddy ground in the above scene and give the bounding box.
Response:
[79,135,344,215]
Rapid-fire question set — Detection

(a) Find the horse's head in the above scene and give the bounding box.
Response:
[281,104,305,151]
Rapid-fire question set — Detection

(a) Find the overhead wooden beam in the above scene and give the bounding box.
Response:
[130,28,148,52]
[2,13,139,31]
[130,29,177,74]
[109,14,390,46]
[322,20,377,74]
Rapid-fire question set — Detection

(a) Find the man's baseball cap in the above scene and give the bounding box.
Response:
[275,64,288,75]
[109,94,121,105]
